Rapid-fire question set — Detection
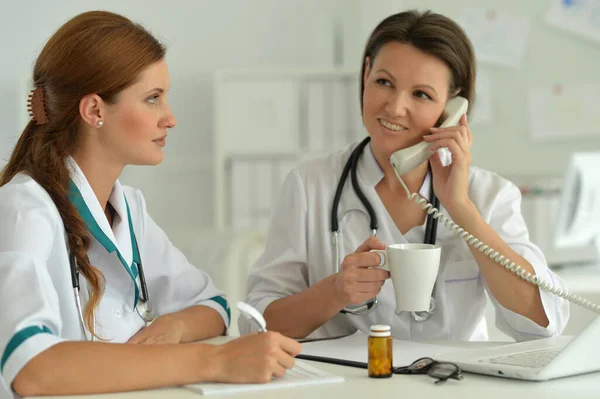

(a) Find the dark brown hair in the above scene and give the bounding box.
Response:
[360,10,476,114]
[0,11,165,337]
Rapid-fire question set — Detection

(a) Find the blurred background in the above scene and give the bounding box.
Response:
[2,0,600,335]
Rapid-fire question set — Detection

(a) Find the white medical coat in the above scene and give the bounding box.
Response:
[0,158,229,398]
[241,143,569,342]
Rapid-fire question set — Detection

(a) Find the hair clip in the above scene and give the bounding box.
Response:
[27,86,49,125]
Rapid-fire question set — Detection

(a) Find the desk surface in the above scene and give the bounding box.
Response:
[32,337,600,399]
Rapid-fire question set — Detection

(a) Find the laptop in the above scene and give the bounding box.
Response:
[433,314,600,381]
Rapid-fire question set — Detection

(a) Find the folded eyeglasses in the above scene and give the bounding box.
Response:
[394,357,463,384]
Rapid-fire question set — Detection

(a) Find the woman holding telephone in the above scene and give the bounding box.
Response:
[241,10,569,341]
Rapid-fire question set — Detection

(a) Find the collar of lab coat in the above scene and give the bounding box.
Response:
[358,142,431,200]
[65,156,137,268]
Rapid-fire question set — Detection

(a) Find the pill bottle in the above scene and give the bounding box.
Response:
[368,324,393,378]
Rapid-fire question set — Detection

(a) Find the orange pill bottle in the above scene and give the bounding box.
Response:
[368,324,393,378]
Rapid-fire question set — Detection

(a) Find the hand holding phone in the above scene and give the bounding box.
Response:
[390,97,469,176]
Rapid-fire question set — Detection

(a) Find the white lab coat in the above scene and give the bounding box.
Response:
[241,142,569,342]
[0,158,229,398]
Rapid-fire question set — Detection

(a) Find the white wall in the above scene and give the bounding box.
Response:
[2,0,600,236]
[0,0,342,236]
[2,0,599,337]
[341,0,600,180]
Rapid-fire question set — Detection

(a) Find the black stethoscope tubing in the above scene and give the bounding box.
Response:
[331,137,439,318]
[69,241,150,304]
[69,236,152,340]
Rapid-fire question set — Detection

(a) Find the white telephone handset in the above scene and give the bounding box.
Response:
[390,96,469,176]
[389,97,600,314]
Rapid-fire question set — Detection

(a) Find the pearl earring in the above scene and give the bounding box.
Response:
[97,120,103,128]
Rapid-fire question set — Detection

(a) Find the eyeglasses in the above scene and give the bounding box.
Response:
[393,357,463,384]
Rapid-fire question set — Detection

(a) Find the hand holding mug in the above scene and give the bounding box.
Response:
[334,236,391,306]
[370,243,441,313]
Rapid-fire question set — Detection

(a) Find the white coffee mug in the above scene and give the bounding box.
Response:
[371,243,441,313]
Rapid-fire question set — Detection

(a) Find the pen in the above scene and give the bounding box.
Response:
[296,354,368,369]
[236,301,267,333]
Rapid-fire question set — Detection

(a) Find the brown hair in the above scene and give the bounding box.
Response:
[0,11,165,338]
[360,10,476,114]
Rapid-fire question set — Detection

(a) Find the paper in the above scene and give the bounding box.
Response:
[459,9,530,69]
[185,360,344,396]
[528,82,600,140]
[300,331,460,368]
[546,0,600,44]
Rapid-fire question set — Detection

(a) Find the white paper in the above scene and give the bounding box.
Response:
[469,68,493,126]
[185,360,344,396]
[300,331,460,368]
[459,9,530,69]
[546,0,600,44]
[528,82,600,140]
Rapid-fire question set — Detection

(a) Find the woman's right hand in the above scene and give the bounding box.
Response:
[212,332,302,383]
[334,236,390,307]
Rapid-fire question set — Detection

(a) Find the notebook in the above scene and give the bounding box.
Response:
[184,360,344,396]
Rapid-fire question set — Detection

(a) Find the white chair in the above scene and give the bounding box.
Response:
[169,228,265,336]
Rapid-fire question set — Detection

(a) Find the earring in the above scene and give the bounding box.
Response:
[97,120,103,128]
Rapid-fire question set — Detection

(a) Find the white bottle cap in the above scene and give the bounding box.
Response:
[369,324,391,337]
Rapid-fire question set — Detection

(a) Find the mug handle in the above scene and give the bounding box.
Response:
[369,249,388,271]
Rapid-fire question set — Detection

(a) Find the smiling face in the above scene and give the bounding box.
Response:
[362,41,453,159]
[100,58,176,166]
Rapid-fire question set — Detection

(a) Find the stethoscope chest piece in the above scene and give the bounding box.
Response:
[332,137,440,321]
[406,297,437,321]
[136,300,155,325]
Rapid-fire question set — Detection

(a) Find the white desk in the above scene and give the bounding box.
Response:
[32,336,600,399]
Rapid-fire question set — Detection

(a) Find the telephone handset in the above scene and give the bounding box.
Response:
[389,97,600,314]
[390,96,469,176]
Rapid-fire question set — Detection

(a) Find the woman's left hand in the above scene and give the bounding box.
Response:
[423,114,472,213]
[127,314,185,345]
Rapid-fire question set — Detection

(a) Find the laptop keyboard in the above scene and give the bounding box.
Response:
[479,347,562,368]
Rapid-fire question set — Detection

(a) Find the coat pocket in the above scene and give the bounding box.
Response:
[443,259,480,284]
[441,260,486,340]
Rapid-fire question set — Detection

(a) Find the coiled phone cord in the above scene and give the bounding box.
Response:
[397,177,600,314]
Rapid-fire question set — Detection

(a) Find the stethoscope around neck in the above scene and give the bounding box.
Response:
[331,137,439,321]
[68,213,155,341]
